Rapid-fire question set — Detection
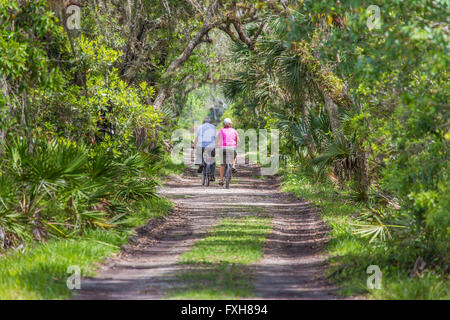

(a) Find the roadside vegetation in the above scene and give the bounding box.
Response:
[0,0,183,299]
[282,165,449,299]
[0,196,173,299]
[220,1,448,299]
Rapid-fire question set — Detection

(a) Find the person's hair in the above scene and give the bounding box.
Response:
[203,117,210,123]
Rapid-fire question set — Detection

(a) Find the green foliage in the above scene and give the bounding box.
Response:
[248,2,449,292]
[224,0,449,264]
[0,196,172,299]
[0,137,158,248]
[0,0,167,251]
[306,0,450,238]
[0,0,162,153]
[282,166,449,299]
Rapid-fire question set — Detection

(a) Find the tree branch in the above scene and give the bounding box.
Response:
[232,20,255,49]
[219,24,239,43]
[153,0,222,110]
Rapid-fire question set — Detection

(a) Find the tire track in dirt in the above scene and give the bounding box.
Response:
[251,195,337,299]
[75,162,337,299]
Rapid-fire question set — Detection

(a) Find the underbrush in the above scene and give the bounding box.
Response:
[0,196,172,299]
[0,137,179,299]
[281,167,449,300]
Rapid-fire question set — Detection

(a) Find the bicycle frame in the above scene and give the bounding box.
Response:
[224,154,233,189]
[201,149,214,187]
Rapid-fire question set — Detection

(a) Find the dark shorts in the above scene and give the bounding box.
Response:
[201,147,215,158]
[221,148,237,165]
[201,147,215,165]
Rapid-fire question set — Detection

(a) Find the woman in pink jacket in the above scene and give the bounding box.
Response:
[215,118,240,185]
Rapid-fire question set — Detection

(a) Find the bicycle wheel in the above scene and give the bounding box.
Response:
[205,165,210,187]
[201,163,207,186]
[225,164,231,189]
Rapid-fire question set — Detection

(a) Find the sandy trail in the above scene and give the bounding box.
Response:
[75,162,337,300]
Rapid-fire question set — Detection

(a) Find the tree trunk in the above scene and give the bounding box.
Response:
[0,75,10,151]
[323,92,343,139]
[301,103,316,159]
[153,87,168,111]
[357,150,370,201]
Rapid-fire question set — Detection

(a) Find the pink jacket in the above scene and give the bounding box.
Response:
[218,127,238,148]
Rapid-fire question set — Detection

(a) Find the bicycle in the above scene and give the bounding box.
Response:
[220,148,235,189]
[224,161,232,189]
[201,148,214,187]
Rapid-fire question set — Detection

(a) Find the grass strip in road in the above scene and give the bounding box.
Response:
[168,216,271,299]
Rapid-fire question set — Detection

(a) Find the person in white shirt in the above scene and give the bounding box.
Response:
[194,117,217,180]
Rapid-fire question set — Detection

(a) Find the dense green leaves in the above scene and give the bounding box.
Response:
[0,137,158,246]
[0,0,164,248]
[223,1,449,242]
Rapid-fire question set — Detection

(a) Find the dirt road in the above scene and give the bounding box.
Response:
[75,163,337,299]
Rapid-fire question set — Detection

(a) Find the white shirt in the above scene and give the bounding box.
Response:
[195,123,216,148]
